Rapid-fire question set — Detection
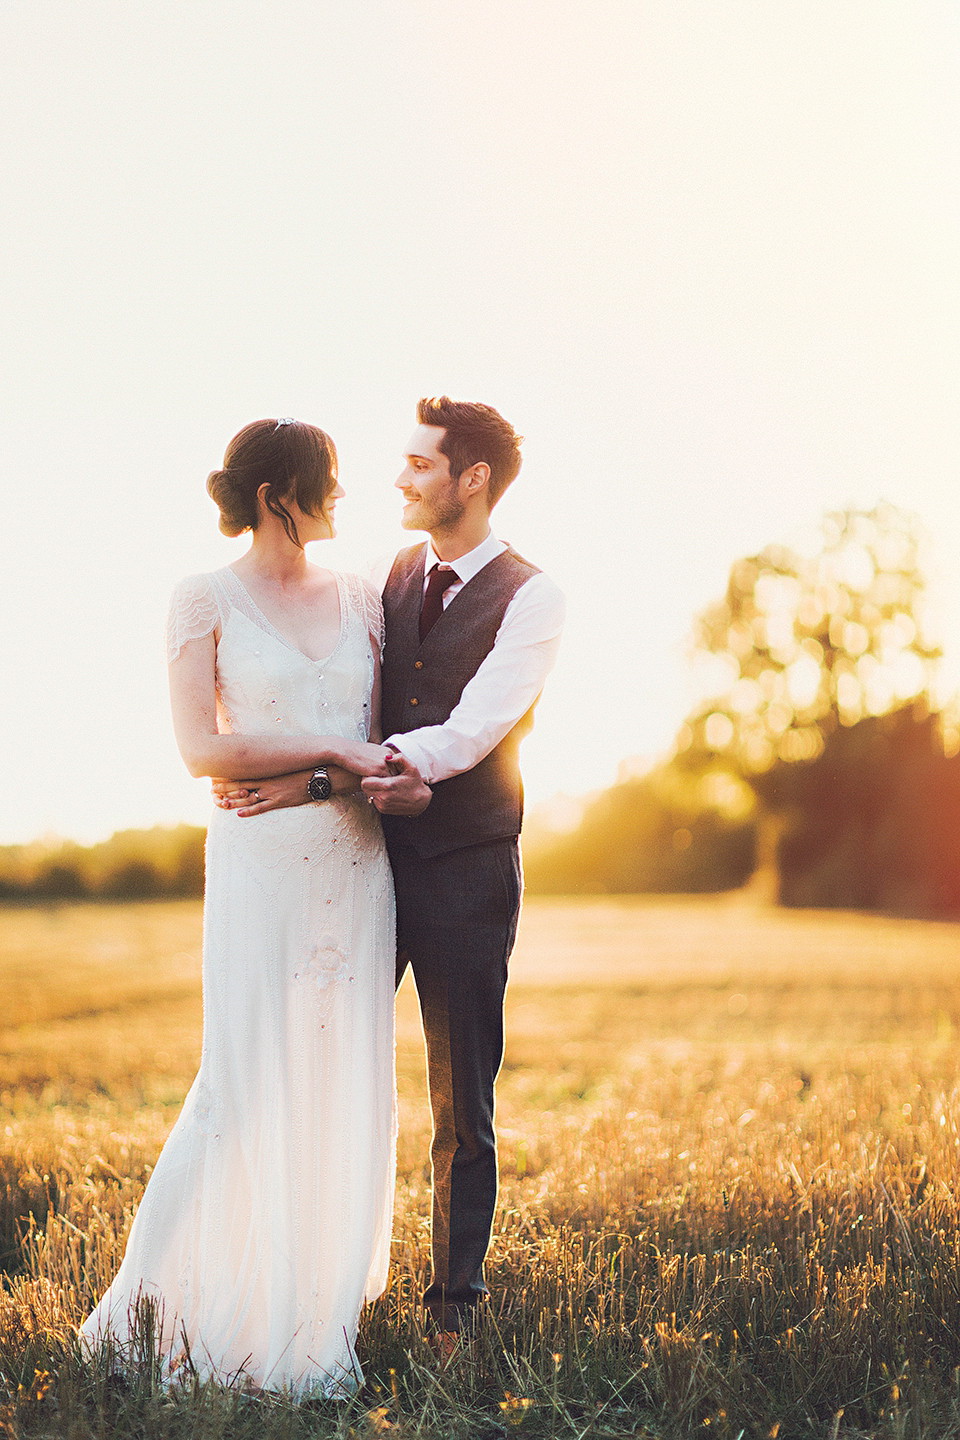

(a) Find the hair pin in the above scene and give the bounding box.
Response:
[275,417,296,429]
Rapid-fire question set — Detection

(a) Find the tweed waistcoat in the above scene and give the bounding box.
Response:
[380,543,542,858]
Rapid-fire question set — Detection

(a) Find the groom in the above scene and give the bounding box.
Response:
[219,397,564,1336]
[362,396,564,1335]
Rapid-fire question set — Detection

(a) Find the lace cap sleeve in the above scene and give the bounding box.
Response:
[340,571,385,660]
[166,573,221,663]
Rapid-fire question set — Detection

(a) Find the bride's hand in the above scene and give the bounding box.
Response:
[213,763,363,817]
[330,740,393,778]
[213,771,313,816]
[361,749,433,816]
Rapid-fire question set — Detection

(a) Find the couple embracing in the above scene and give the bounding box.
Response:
[80,397,564,1397]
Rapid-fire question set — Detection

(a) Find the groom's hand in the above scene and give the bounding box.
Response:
[361,750,432,816]
[212,765,359,817]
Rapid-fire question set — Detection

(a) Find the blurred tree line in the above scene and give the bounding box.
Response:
[525,503,960,916]
[8,502,960,917]
[0,825,205,903]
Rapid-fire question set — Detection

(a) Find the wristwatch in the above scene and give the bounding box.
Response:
[307,766,333,802]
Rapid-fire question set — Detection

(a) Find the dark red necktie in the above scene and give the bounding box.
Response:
[419,564,458,641]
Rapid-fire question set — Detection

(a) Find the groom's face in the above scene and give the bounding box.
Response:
[396,425,466,534]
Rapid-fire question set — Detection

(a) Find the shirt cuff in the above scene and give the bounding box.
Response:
[384,733,437,784]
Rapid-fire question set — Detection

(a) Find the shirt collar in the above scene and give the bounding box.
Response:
[425,532,507,585]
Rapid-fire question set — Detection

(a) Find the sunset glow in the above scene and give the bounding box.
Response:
[2,1,957,843]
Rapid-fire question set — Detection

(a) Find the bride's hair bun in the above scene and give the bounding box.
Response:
[207,467,258,537]
[205,419,338,546]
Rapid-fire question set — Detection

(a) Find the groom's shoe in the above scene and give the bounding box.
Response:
[426,1329,461,1365]
[426,1300,484,1363]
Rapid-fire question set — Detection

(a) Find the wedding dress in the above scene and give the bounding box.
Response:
[80,566,396,1398]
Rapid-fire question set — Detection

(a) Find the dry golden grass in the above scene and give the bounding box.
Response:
[4,894,960,1437]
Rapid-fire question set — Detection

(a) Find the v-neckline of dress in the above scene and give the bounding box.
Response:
[223,567,347,666]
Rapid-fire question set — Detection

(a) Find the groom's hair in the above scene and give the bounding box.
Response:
[417,396,523,506]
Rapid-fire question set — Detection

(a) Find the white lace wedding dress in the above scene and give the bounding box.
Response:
[80,566,396,1398]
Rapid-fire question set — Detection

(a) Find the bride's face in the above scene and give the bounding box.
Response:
[283,481,345,544]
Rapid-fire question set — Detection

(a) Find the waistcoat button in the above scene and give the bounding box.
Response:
[415,660,423,669]
[410,697,419,705]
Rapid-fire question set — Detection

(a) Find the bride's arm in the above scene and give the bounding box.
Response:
[169,632,389,780]
[208,625,429,818]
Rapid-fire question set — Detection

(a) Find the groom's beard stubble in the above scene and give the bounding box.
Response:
[402,485,466,535]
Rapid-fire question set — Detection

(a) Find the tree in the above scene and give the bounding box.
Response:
[169,827,205,897]
[522,763,756,895]
[684,503,940,776]
[675,502,960,913]
[32,861,89,900]
[99,858,164,900]
[770,705,960,915]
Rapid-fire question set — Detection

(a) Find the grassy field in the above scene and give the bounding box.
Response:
[4,895,960,1437]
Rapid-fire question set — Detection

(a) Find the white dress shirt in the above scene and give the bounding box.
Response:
[375,533,565,785]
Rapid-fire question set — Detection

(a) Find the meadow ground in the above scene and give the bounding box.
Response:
[3,895,960,1437]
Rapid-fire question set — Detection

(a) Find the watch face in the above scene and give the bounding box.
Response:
[308,770,332,801]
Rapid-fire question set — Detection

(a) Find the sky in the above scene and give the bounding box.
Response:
[1,0,958,845]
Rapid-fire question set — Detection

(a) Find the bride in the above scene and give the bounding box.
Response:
[80,417,407,1398]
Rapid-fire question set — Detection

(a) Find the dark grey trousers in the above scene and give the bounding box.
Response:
[388,836,522,1328]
